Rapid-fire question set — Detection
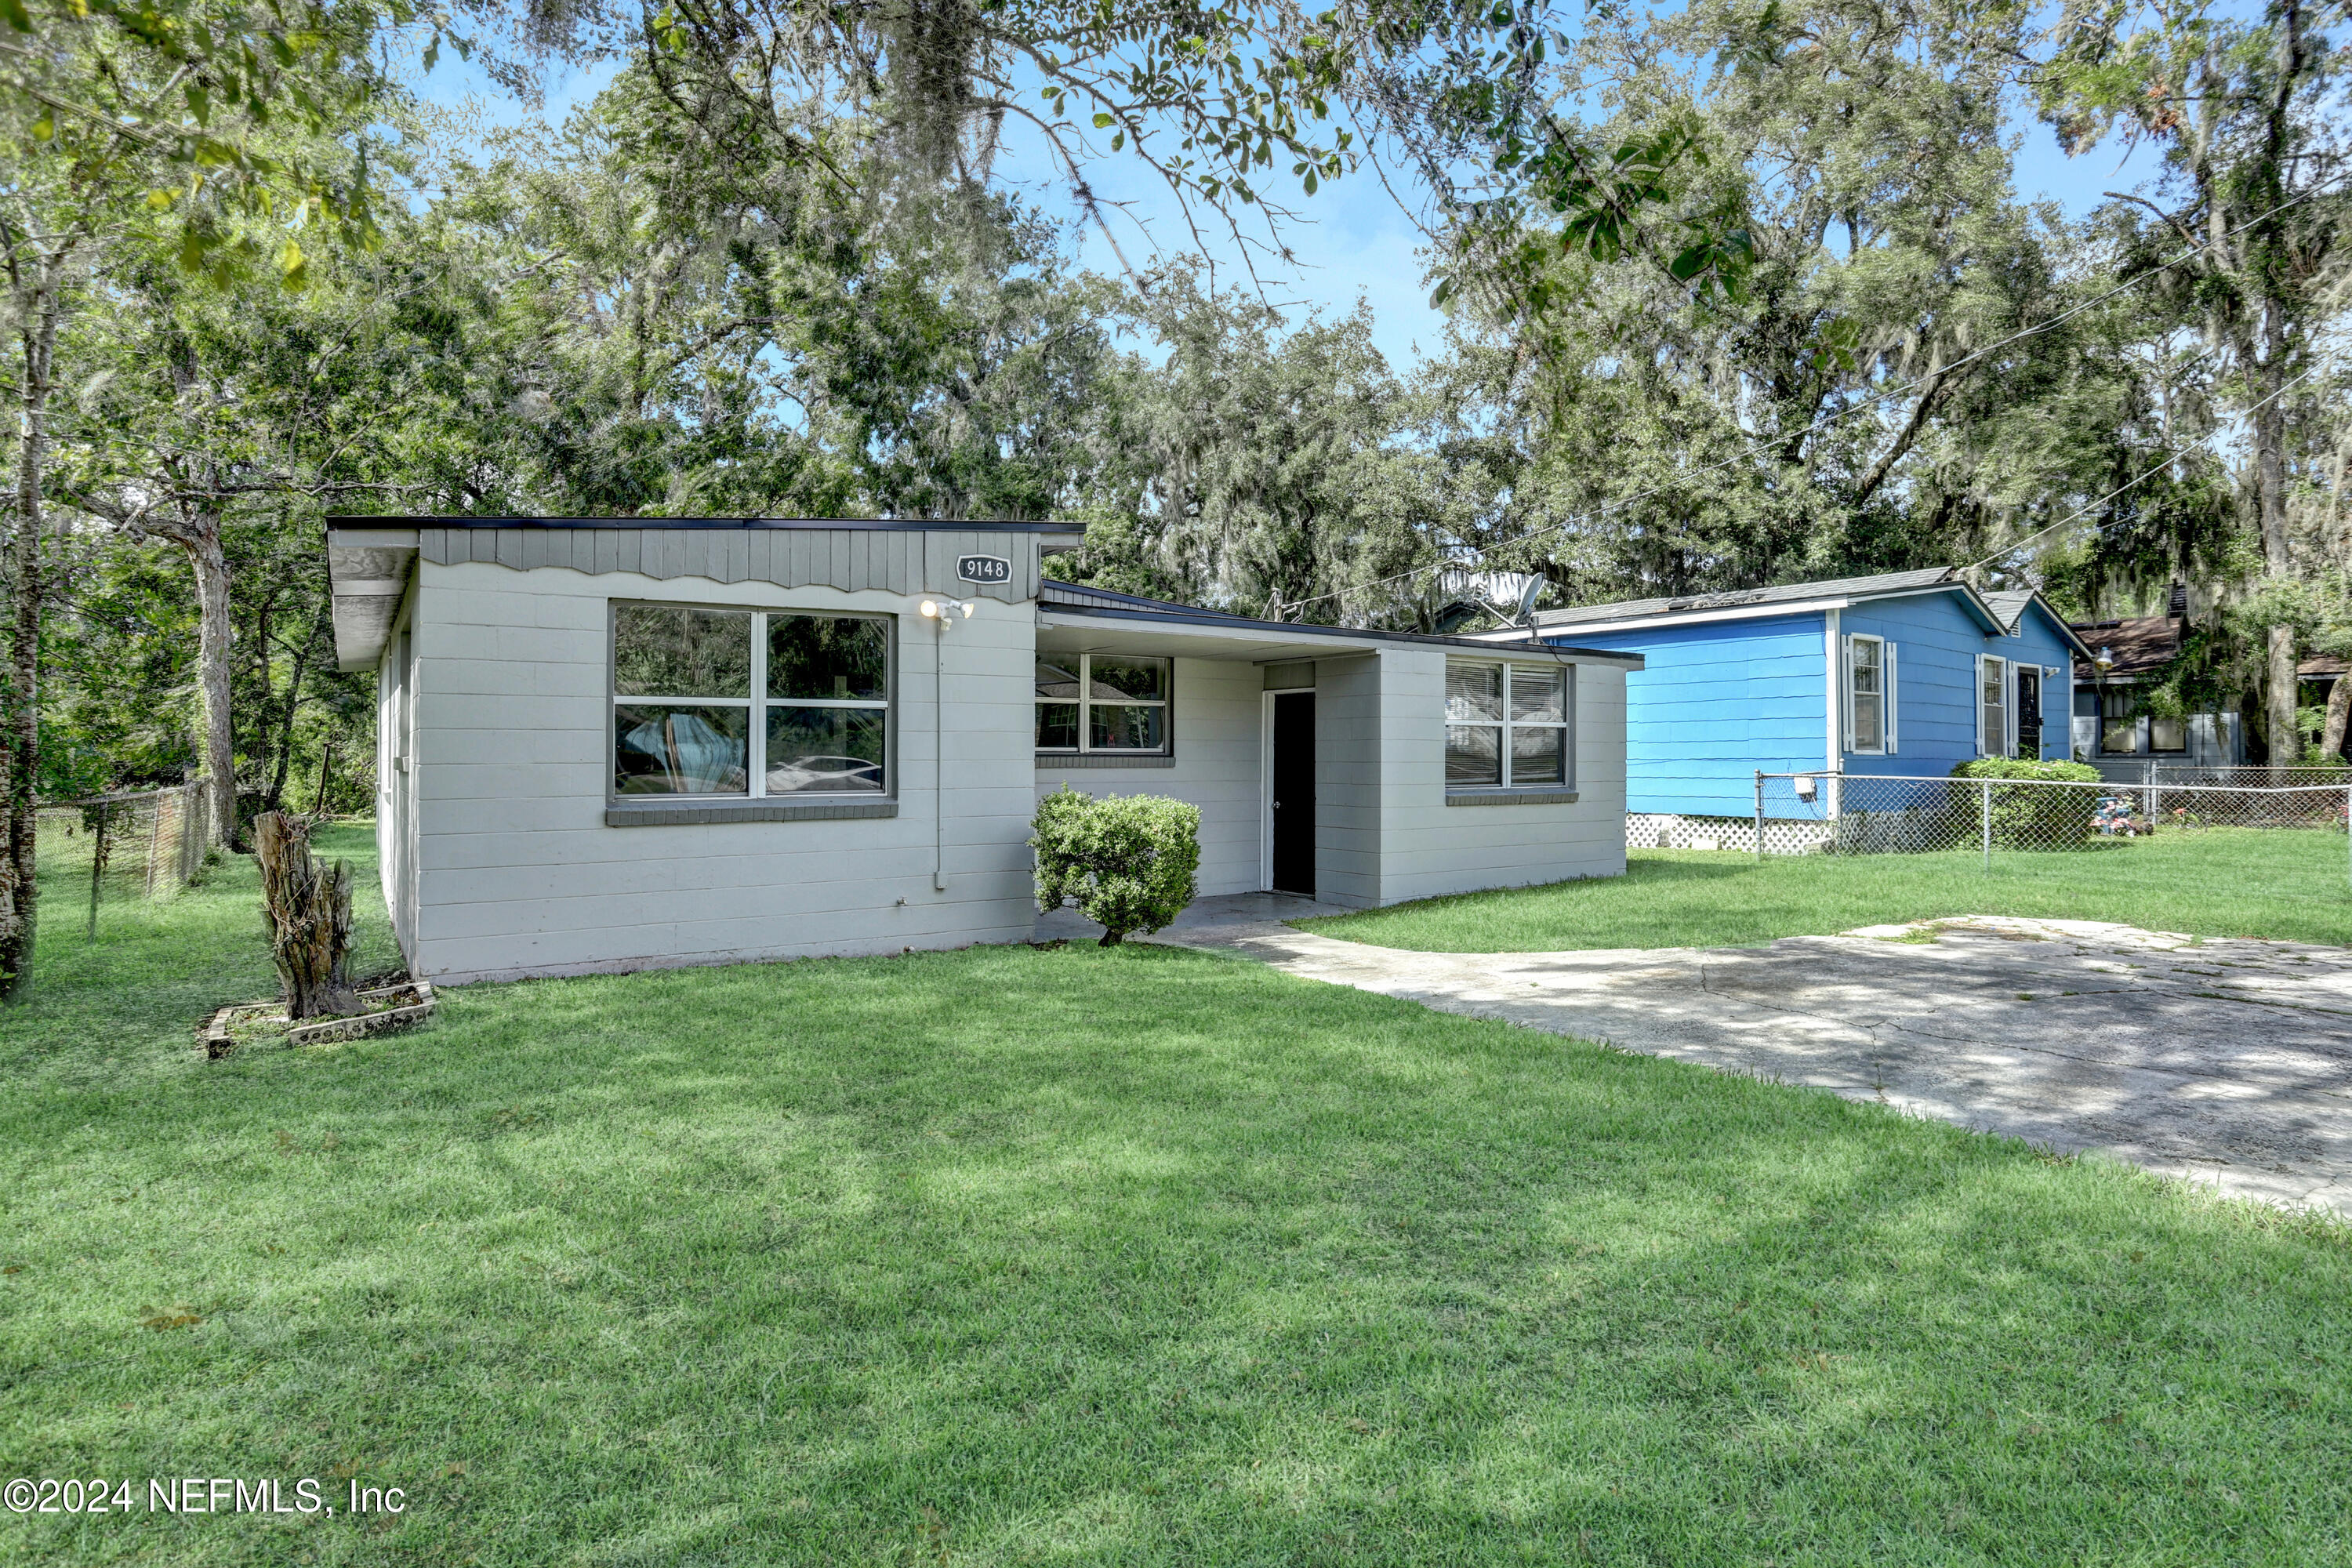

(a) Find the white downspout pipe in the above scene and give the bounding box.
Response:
[932,618,949,893]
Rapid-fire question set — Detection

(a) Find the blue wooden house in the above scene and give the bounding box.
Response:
[1508,568,2091,844]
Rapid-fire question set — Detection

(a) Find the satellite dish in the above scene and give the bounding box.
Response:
[1437,570,1545,626]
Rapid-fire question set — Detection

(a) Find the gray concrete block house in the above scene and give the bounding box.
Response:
[328,517,1642,984]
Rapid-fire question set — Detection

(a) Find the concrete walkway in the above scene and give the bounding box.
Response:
[1062,897,2352,1217]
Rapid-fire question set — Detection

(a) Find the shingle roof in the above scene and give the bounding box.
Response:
[1526,566,1958,630]
[1981,590,2033,633]
[1036,579,1644,662]
[1040,579,1262,621]
[2071,615,2183,678]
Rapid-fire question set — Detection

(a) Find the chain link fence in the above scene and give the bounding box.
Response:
[1730,771,2350,873]
[2139,763,2352,789]
[34,782,216,932]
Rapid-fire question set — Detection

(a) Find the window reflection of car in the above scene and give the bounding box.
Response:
[618,712,747,794]
[765,754,884,793]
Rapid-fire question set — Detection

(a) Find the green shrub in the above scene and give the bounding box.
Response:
[1032,786,1202,946]
[1947,758,2103,850]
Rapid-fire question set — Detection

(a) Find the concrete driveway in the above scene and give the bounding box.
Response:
[1086,899,2352,1217]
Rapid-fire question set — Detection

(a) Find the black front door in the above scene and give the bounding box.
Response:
[1270,692,1316,896]
[2016,667,2042,759]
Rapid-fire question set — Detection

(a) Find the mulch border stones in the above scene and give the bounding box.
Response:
[201,981,437,1059]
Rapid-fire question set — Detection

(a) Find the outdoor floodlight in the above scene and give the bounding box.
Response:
[918,597,978,623]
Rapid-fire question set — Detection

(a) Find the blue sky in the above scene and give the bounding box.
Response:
[416,38,2170,376]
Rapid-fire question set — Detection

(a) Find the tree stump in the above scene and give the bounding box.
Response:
[253,811,358,1019]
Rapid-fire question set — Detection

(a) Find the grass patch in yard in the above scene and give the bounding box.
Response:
[1302,831,2352,953]
[2,826,2347,1564]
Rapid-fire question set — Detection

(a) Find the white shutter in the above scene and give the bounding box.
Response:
[2003,659,2017,757]
[1840,634,1855,753]
[1974,655,1987,756]
[1884,641,1898,753]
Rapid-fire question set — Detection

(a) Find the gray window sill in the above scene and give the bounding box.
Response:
[605,799,898,826]
[1446,789,1581,807]
[1036,753,1178,768]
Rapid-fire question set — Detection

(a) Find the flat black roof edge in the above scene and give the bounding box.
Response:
[325,515,1078,533]
[1044,602,1643,662]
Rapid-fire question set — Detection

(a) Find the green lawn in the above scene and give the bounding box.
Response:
[2,829,2347,1565]
[1301,831,2352,953]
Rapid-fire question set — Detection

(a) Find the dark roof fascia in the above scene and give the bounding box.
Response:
[1041,601,1644,664]
[1041,576,1231,614]
[325,515,1076,533]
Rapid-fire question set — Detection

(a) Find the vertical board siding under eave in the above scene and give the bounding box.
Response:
[416,526,1036,602]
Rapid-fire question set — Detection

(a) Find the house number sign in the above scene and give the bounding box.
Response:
[956,554,1011,585]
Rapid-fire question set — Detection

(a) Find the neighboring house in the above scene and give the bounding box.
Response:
[327,517,1642,984]
[2067,599,2245,779]
[1501,567,2089,846]
[2303,652,2348,750]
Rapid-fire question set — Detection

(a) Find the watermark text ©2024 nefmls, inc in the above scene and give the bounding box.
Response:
[6,1475,406,1517]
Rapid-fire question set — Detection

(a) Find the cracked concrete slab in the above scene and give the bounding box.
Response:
[1118,903,2352,1218]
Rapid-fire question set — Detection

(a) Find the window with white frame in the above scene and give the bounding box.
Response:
[1846,634,1893,753]
[2099,687,2137,754]
[1446,660,1573,789]
[1035,655,1171,753]
[612,603,891,799]
[1977,655,2009,757]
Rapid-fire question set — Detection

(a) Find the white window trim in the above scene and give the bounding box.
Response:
[1844,633,1892,756]
[609,603,894,802]
[1034,652,1173,757]
[1976,654,2011,758]
[1446,660,1577,792]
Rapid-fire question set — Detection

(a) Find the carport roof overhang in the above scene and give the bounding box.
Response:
[1036,604,1645,667]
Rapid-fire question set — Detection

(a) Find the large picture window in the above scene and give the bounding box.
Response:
[612,603,890,798]
[1446,661,1573,789]
[1036,655,1171,754]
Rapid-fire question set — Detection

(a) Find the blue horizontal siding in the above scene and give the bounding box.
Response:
[1541,613,1826,815]
[1841,592,1985,780]
[1550,587,2078,813]
[2002,601,2075,763]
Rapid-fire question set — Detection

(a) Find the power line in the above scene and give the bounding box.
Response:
[1269,168,2351,621]
[1958,355,2335,572]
